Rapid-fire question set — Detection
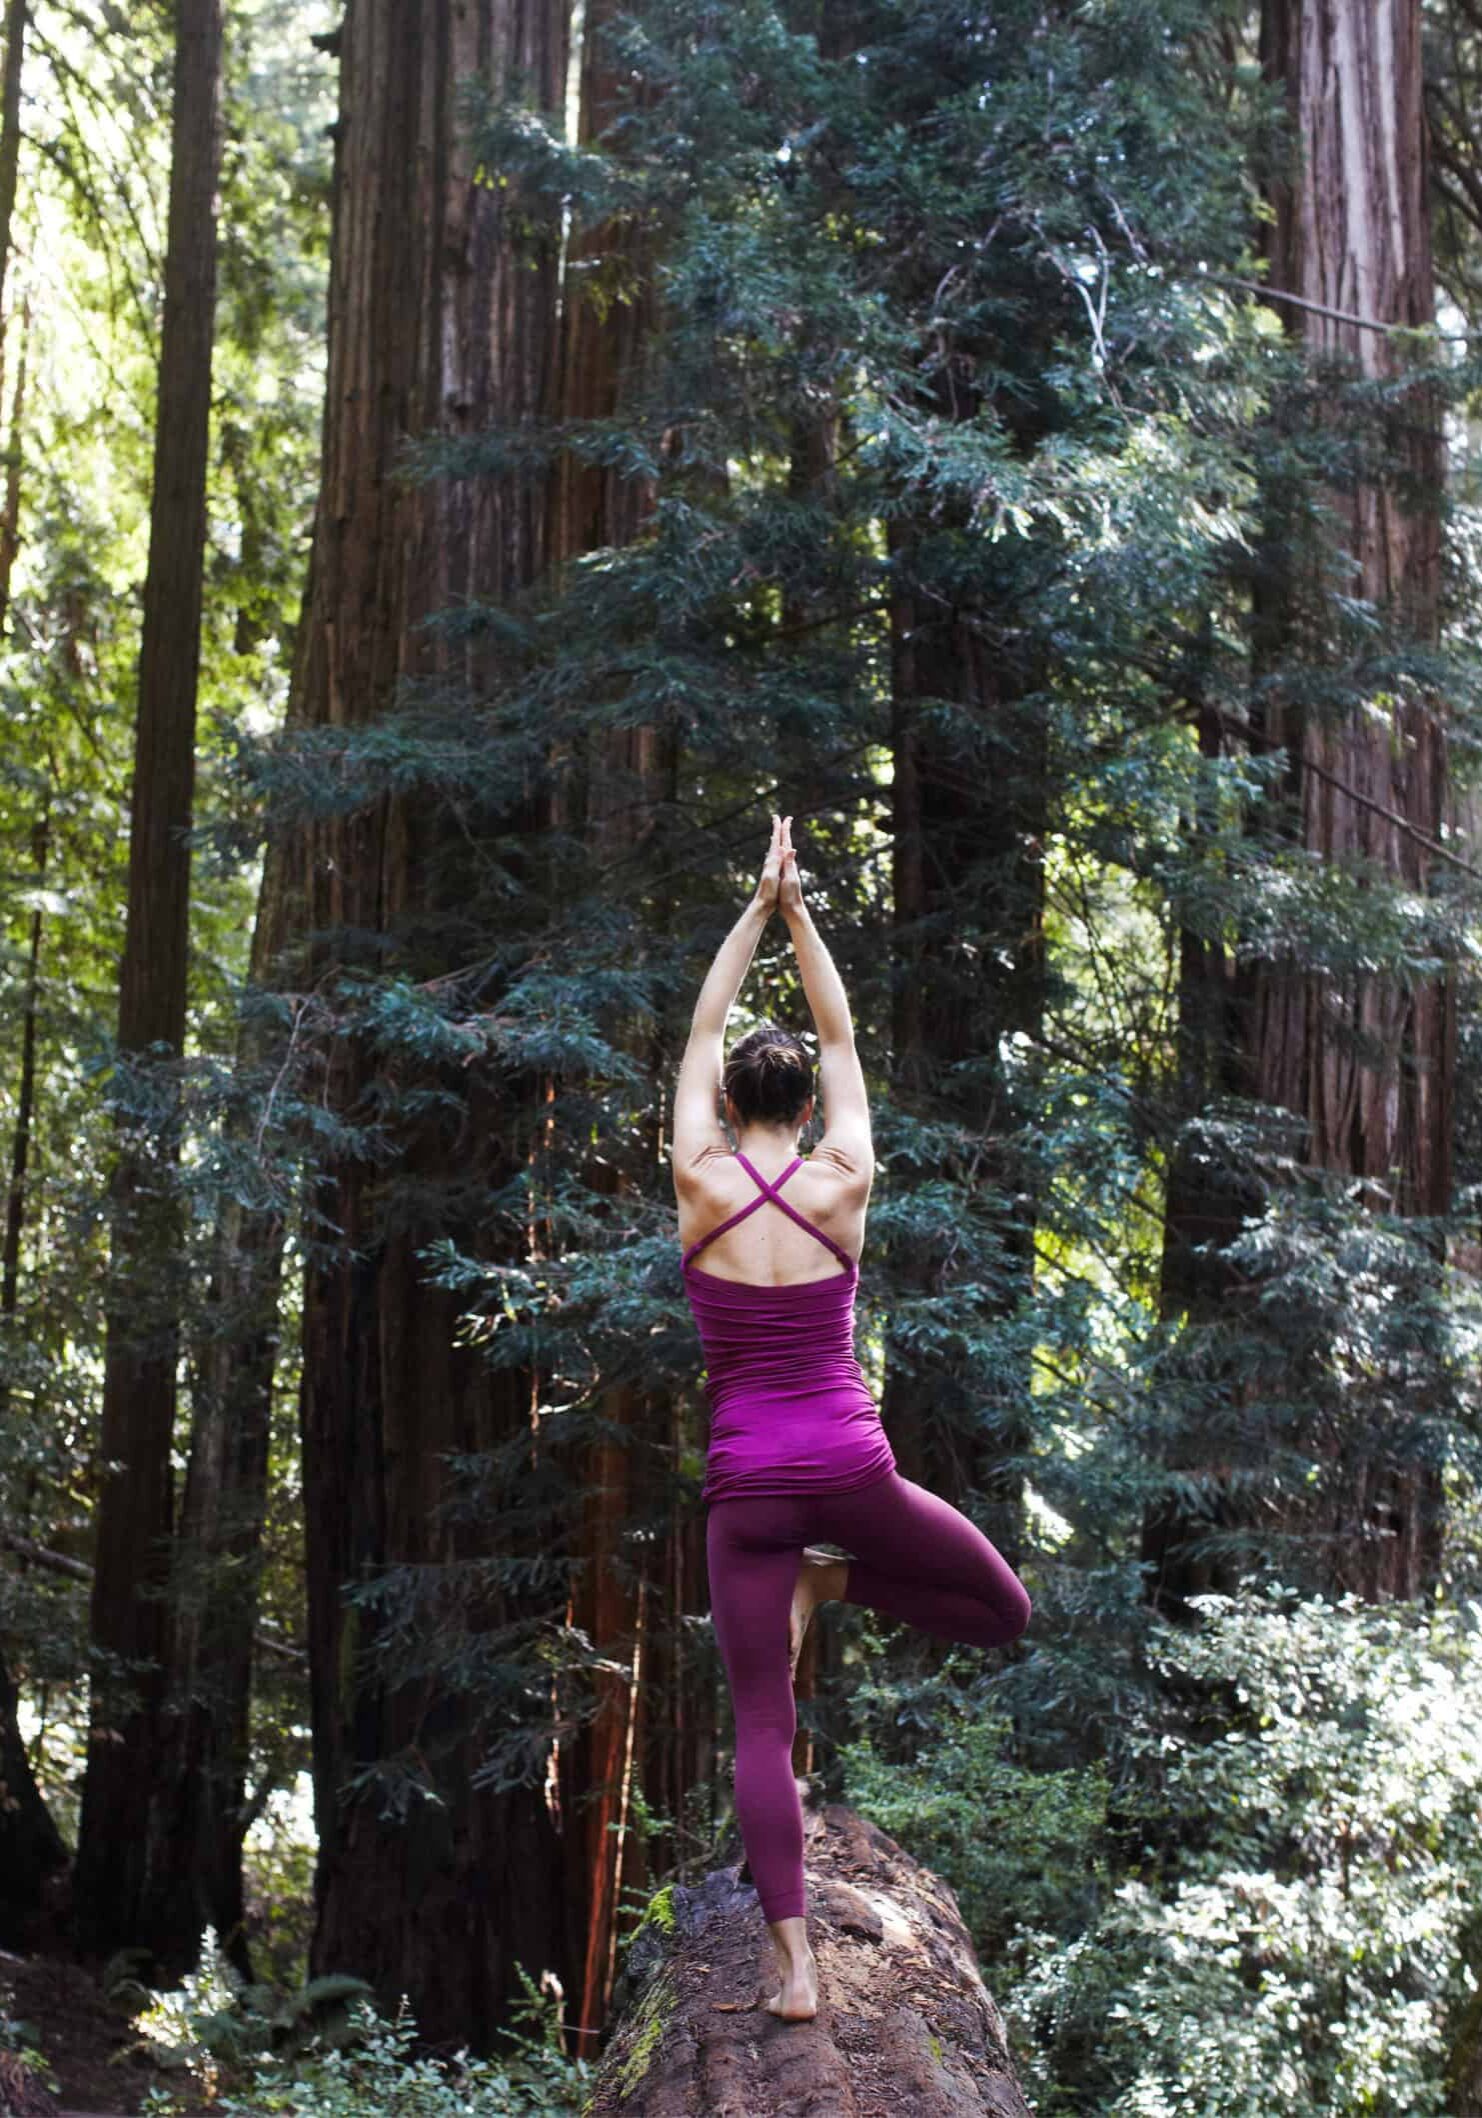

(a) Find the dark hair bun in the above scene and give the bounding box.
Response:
[722,1023,815,1127]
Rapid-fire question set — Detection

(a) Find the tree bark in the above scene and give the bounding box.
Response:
[885,539,1045,1571]
[0,288,29,633]
[1253,0,1449,1219]
[1146,0,1451,1614]
[292,0,571,2048]
[585,1802,1031,2117]
[0,0,28,337]
[1259,0,1451,1601]
[1140,678,1261,1618]
[142,789,304,1977]
[544,0,694,2055]
[0,799,65,1948]
[0,1641,68,1950]
[1,802,45,1391]
[72,0,224,1966]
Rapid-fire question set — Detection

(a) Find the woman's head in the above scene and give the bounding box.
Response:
[722,1023,815,1132]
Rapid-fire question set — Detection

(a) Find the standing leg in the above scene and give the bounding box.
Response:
[707,1508,804,1920]
[707,1494,825,2019]
[812,1470,1032,1648]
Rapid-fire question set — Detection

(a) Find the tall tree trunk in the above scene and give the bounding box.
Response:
[136,442,321,1974]
[545,0,688,2050]
[0,1646,67,1946]
[1254,0,1448,1211]
[1145,0,1451,1614]
[0,0,27,337]
[73,0,224,1967]
[0,795,67,1944]
[1,801,45,1398]
[142,718,310,1977]
[1255,0,1450,1600]
[294,0,571,2048]
[0,288,28,633]
[884,532,1045,1570]
[1139,679,1261,1617]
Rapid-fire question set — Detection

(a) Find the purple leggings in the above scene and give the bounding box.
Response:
[706,1468,1032,1923]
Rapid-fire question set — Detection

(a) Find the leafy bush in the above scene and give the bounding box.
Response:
[241,1778,319,1993]
[135,1935,590,2117]
[1002,1587,1482,2116]
[0,1992,59,2100]
[837,1692,1112,1963]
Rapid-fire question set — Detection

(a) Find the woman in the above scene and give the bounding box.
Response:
[674,812,1033,2023]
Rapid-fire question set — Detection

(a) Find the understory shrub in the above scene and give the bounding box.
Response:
[136,1938,590,2117]
[1007,1587,1482,2116]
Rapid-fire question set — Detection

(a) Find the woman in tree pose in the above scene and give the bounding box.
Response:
[674,812,1033,2022]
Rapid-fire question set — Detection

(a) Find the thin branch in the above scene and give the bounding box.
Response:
[0,1526,307,1665]
[1201,271,1468,344]
[1298,753,1482,880]
[1212,706,1482,883]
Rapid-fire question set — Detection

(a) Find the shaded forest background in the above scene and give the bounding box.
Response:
[6,0,1482,2111]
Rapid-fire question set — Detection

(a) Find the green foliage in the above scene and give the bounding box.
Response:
[241,1780,319,1994]
[0,6,333,1995]
[8,0,1482,2101]
[1002,1588,1482,2116]
[135,1945,591,2118]
[194,4,1482,2018]
[0,1992,56,2098]
[838,1698,1112,1962]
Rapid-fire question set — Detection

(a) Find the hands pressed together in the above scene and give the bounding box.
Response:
[754,811,805,920]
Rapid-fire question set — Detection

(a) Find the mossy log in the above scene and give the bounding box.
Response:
[584,1801,1032,2118]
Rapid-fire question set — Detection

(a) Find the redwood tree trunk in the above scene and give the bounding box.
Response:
[1145,0,1451,1613]
[0,0,28,335]
[293,0,571,2048]
[142,520,322,1976]
[1253,0,1449,1216]
[0,1646,67,1946]
[1256,0,1450,1601]
[73,0,224,1966]
[1,804,44,1384]
[884,537,1045,1571]
[545,2,693,2050]
[0,806,66,1952]
[143,779,307,1976]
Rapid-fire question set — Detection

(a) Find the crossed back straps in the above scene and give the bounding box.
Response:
[681,1150,854,1274]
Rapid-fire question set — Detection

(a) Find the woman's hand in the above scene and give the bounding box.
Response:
[778,813,805,919]
[752,811,789,914]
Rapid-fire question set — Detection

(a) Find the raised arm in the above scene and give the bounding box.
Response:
[671,815,785,1184]
[778,819,872,1175]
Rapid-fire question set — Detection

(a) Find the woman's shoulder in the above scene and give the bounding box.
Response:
[804,1140,874,1200]
[672,1140,738,1203]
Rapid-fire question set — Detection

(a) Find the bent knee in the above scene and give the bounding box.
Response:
[985,1579,1031,1645]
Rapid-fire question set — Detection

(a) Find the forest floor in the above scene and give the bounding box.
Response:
[1,1950,211,2116]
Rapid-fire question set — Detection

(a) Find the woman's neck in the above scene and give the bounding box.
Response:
[734,1127,802,1163]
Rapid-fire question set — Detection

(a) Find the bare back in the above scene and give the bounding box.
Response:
[676,1145,871,1285]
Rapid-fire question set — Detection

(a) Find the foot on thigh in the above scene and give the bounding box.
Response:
[788,1548,849,1681]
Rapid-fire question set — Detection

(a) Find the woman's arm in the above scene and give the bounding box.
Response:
[779,822,872,1170]
[671,815,785,1182]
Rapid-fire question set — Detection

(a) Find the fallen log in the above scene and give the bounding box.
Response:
[584,1800,1032,2118]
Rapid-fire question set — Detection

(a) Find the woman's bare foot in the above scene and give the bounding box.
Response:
[764,1918,819,2020]
[788,1549,849,1681]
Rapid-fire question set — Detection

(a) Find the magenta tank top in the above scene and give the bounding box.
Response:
[681,1150,896,1505]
